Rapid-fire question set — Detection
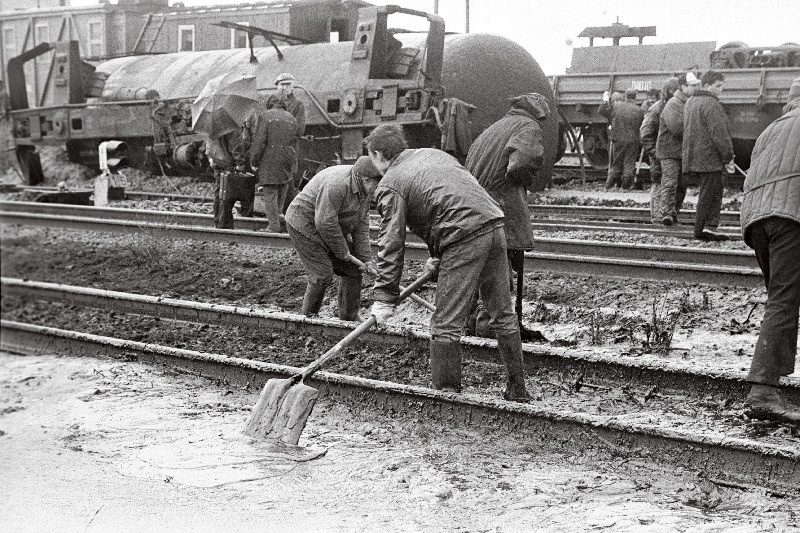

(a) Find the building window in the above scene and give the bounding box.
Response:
[35,23,49,65]
[2,27,16,60]
[231,22,249,49]
[87,20,104,58]
[178,25,195,52]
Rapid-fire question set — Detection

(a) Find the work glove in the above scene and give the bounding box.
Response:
[602,90,610,103]
[371,301,396,325]
[362,260,378,277]
[423,257,440,281]
[724,159,735,174]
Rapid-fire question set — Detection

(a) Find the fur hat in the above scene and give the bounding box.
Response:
[625,87,638,98]
[685,72,701,86]
[274,72,295,85]
[352,155,381,179]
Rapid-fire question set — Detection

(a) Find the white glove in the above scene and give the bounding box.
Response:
[724,159,735,174]
[423,257,440,279]
[602,90,610,103]
[371,301,396,325]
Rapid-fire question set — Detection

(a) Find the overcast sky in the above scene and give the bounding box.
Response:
[69,0,800,75]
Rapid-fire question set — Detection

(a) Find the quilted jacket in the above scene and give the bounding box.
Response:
[741,107,800,244]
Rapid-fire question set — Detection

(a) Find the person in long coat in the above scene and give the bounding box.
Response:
[248,96,300,232]
[366,124,531,402]
[464,92,550,338]
[285,156,381,321]
[739,81,800,423]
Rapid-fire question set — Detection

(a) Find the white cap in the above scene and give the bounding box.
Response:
[686,72,701,86]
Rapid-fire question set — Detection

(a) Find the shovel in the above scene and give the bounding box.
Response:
[243,270,434,445]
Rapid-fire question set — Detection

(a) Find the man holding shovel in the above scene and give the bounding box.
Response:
[366,124,532,402]
[285,156,381,321]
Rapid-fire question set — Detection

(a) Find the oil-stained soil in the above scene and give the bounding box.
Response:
[2,352,798,532]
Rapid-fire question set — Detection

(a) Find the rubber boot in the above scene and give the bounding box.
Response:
[496,330,531,402]
[745,384,800,424]
[301,278,330,316]
[430,340,462,392]
[337,276,362,321]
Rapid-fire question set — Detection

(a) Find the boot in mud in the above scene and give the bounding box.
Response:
[745,384,800,424]
[496,330,531,402]
[337,276,362,321]
[430,340,462,392]
[301,278,330,316]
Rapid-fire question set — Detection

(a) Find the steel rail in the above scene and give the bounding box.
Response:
[0,202,754,266]
[6,187,743,225]
[4,277,795,402]
[1,319,798,496]
[0,210,762,287]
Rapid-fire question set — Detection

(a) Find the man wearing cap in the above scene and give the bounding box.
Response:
[464,92,550,338]
[683,70,735,241]
[366,124,532,402]
[739,78,800,424]
[601,87,645,189]
[656,72,700,226]
[249,96,301,232]
[268,73,306,134]
[285,156,380,321]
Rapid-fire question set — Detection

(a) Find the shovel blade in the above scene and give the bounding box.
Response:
[243,377,319,445]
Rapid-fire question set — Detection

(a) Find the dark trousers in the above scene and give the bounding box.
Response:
[213,170,254,229]
[433,226,519,342]
[605,140,639,189]
[746,217,800,386]
[659,158,686,222]
[692,171,724,237]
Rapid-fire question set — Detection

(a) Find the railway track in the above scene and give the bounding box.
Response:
[7,185,742,226]
[2,309,798,496]
[0,202,760,287]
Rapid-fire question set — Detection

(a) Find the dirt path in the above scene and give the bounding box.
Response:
[2,351,798,532]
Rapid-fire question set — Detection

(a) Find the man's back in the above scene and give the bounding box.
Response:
[609,100,645,143]
[682,91,734,173]
[376,148,503,256]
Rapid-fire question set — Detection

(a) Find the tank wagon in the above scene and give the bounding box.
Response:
[6,4,559,190]
[550,22,800,170]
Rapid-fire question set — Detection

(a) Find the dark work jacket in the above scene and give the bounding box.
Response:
[741,107,800,245]
[465,108,544,249]
[373,148,504,303]
[266,93,306,134]
[284,164,372,263]
[248,108,300,185]
[656,90,689,160]
[682,91,734,173]
[205,129,248,171]
[601,99,644,143]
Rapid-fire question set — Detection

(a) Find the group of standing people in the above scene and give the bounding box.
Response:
[605,70,738,241]
[208,72,306,231]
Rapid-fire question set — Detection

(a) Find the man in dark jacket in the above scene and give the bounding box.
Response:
[683,70,735,241]
[601,88,645,189]
[740,83,800,424]
[248,96,301,232]
[656,72,700,225]
[206,126,252,229]
[465,92,549,336]
[366,124,531,402]
[642,78,680,224]
[285,156,381,321]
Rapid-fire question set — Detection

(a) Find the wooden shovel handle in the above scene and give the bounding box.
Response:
[299,270,434,380]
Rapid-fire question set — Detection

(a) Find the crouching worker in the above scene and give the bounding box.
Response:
[366,124,531,402]
[285,156,381,321]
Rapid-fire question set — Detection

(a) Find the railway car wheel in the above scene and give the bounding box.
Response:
[582,125,609,171]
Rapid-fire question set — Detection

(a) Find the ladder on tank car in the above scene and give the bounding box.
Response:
[133,14,167,55]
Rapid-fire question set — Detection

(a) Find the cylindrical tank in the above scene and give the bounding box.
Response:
[441,33,560,190]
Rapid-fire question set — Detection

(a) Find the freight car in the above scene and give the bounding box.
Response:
[6,4,559,190]
[551,22,800,171]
